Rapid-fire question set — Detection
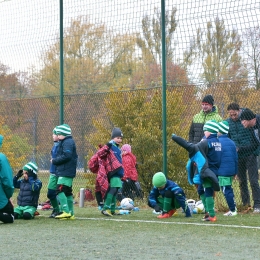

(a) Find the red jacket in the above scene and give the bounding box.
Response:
[122,152,138,182]
[88,145,122,198]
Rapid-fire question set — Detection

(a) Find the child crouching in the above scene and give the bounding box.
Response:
[148,172,191,218]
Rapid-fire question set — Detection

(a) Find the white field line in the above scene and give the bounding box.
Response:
[73,217,260,230]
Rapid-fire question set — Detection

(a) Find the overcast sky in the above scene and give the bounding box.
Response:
[0,0,259,82]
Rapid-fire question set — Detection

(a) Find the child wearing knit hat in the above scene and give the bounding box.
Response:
[51,123,78,220]
[174,120,221,222]
[101,127,124,216]
[47,126,61,218]
[148,172,191,218]
[196,120,222,222]
[121,144,143,201]
[217,121,238,216]
[13,162,42,220]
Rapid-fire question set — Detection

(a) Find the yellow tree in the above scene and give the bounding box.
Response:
[0,116,27,171]
[87,87,195,196]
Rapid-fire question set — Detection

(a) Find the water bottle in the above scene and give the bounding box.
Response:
[119,209,131,215]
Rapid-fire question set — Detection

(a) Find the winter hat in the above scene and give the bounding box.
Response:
[203,120,219,133]
[23,162,38,174]
[202,94,214,106]
[121,144,131,153]
[152,172,167,188]
[111,127,123,139]
[56,124,71,136]
[53,126,58,135]
[218,121,229,134]
[0,135,3,148]
[240,108,256,121]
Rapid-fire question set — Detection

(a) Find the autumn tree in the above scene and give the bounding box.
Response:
[136,7,177,65]
[0,62,32,100]
[87,88,196,197]
[242,27,260,89]
[183,18,247,85]
[34,16,115,96]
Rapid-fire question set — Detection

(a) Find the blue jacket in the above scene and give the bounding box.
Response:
[50,141,59,174]
[109,140,124,178]
[172,134,220,191]
[204,134,222,174]
[0,153,14,209]
[52,136,78,178]
[218,135,237,177]
[13,176,42,207]
[148,180,183,208]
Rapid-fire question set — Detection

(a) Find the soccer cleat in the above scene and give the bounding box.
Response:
[204,216,217,222]
[55,212,71,219]
[168,209,177,217]
[253,208,260,213]
[111,210,121,215]
[201,213,210,221]
[101,210,113,217]
[157,213,170,219]
[60,215,75,220]
[223,210,237,216]
[49,211,62,218]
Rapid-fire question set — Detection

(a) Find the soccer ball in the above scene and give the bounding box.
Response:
[193,200,205,214]
[120,198,134,210]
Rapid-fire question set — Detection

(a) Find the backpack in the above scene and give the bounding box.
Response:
[84,188,94,201]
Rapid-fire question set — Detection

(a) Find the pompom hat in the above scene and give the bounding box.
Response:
[203,120,219,133]
[23,162,38,174]
[121,144,131,153]
[56,124,71,136]
[53,126,58,135]
[218,121,229,134]
[152,172,167,188]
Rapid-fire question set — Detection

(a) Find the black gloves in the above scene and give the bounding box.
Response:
[106,142,112,148]
[154,204,162,212]
[16,170,23,178]
[27,169,36,179]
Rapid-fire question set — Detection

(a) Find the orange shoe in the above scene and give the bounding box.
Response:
[168,209,177,217]
[204,216,217,222]
[157,212,170,219]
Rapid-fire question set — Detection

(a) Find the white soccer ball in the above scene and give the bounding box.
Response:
[193,200,205,214]
[120,198,134,210]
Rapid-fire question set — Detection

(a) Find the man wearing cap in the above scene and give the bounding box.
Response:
[227,103,260,213]
[238,108,260,213]
[189,94,222,143]
[51,124,78,219]
[13,162,42,220]
[217,121,238,216]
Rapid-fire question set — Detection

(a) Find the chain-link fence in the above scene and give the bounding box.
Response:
[1,1,260,210]
[0,82,259,210]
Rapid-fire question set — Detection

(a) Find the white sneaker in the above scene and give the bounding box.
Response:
[223,210,237,216]
[253,208,260,213]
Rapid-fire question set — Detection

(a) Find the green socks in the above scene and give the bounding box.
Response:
[57,192,69,213]
[205,196,215,217]
[50,198,60,213]
[67,195,74,216]
[103,193,114,210]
